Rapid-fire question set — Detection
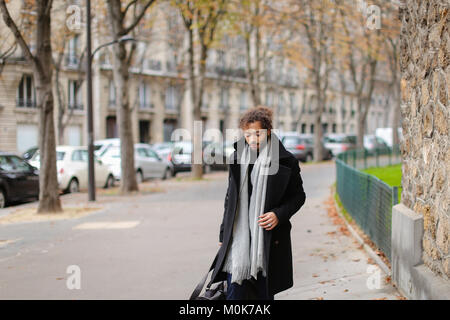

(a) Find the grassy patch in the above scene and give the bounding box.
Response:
[333,191,353,224]
[361,163,402,202]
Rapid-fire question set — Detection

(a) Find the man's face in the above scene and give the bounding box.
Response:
[243,121,270,152]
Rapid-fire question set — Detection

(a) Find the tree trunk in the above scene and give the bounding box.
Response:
[392,79,401,146]
[186,28,203,179]
[246,29,261,107]
[313,95,324,162]
[112,42,138,193]
[35,1,62,213]
[36,79,62,213]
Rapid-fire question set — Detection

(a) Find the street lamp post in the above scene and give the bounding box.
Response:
[86,0,95,201]
[85,0,135,202]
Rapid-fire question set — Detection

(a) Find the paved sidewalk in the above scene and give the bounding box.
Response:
[276,161,402,300]
[0,162,403,299]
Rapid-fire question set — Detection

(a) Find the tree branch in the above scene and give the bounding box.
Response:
[121,0,156,36]
[0,0,36,67]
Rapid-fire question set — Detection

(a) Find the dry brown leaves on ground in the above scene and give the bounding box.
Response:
[0,207,102,225]
[324,196,350,236]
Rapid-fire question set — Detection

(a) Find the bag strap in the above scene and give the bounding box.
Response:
[189,250,220,300]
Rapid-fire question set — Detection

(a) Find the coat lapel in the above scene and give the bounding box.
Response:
[229,132,292,214]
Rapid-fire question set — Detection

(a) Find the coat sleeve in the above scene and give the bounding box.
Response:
[219,165,232,243]
[271,159,306,226]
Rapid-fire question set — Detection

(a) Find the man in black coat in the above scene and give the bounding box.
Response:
[209,118,306,298]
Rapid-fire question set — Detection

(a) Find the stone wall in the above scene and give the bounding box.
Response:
[399,0,449,279]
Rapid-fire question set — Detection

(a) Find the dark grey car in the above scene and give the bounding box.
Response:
[0,153,40,208]
[280,133,333,162]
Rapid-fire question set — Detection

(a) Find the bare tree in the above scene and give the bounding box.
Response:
[177,0,227,179]
[105,0,156,194]
[382,1,401,146]
[336,0,384,148]
[284,0,338,161]
[0,0,62,213]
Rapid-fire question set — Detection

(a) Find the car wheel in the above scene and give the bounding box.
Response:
[0,189,6,208]
[162,167,170,180]
[136,170,143,184]
[68,178,79,193]
[306,153,313,162]
[105,175,115,189]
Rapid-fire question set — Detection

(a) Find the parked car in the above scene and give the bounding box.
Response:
[99,143,172,182]
[375,127,403,148]
[29,146,116,193]
[169,140,212,176]
[150,142,175,162]
[279,132,332,162]
[22,146,39,161]
[364,135,390,155]
[323,133,357,157]
[0,152,39,208]
[202,141,234,171]
[94,138,120,157]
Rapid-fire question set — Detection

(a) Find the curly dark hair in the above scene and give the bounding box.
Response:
[239,105,273,130]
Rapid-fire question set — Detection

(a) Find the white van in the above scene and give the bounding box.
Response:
[375,128,403,147]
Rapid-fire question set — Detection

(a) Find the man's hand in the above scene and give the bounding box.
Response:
[258,212,279,231]
[219,242,222,246]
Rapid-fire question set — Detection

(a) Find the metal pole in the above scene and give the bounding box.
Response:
[86,0,95,201]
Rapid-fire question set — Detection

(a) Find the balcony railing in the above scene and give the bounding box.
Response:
[65,55,79,67]
[139,102,154,110]
[68,103,84,110]
[16,98,36,108]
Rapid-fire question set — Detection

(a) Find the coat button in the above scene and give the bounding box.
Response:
[274,240,279,245]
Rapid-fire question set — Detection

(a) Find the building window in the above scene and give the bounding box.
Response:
[240,89,248,110]
[139,82,151,109]
[66,35,79,66]
[278,92,284,114]
[17,75,36,108]
[219,87,229,110]
[301,123,306,133]
[108,80,116,107]
[68,80,83,110]
[289,93,296,114]
[165,86,177,111]
[265,90,273,107]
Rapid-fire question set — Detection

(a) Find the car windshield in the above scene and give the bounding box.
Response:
[0,156,31,172]
[324,136,351,143]
[108,147,121,158]
[153,142,173,150]
[173,143,192,155]
[71,150,89,161]
[283,137,302,147]
[33,151,65,162]
[0,156,14,171]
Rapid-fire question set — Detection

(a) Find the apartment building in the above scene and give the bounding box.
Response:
[0,1,392,155]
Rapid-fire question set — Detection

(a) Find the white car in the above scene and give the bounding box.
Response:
[29,146,116,193]
[99,143,172,183]
[94,138,120,157]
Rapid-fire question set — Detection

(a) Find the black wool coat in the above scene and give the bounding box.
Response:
[208,133,307,296]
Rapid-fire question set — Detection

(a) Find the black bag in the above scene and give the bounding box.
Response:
[189,251,227,300]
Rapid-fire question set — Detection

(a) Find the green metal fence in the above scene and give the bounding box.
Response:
[338,145,401,170]
[335,146,402,261]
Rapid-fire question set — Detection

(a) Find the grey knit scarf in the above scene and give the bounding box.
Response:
[222,137,272,285]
